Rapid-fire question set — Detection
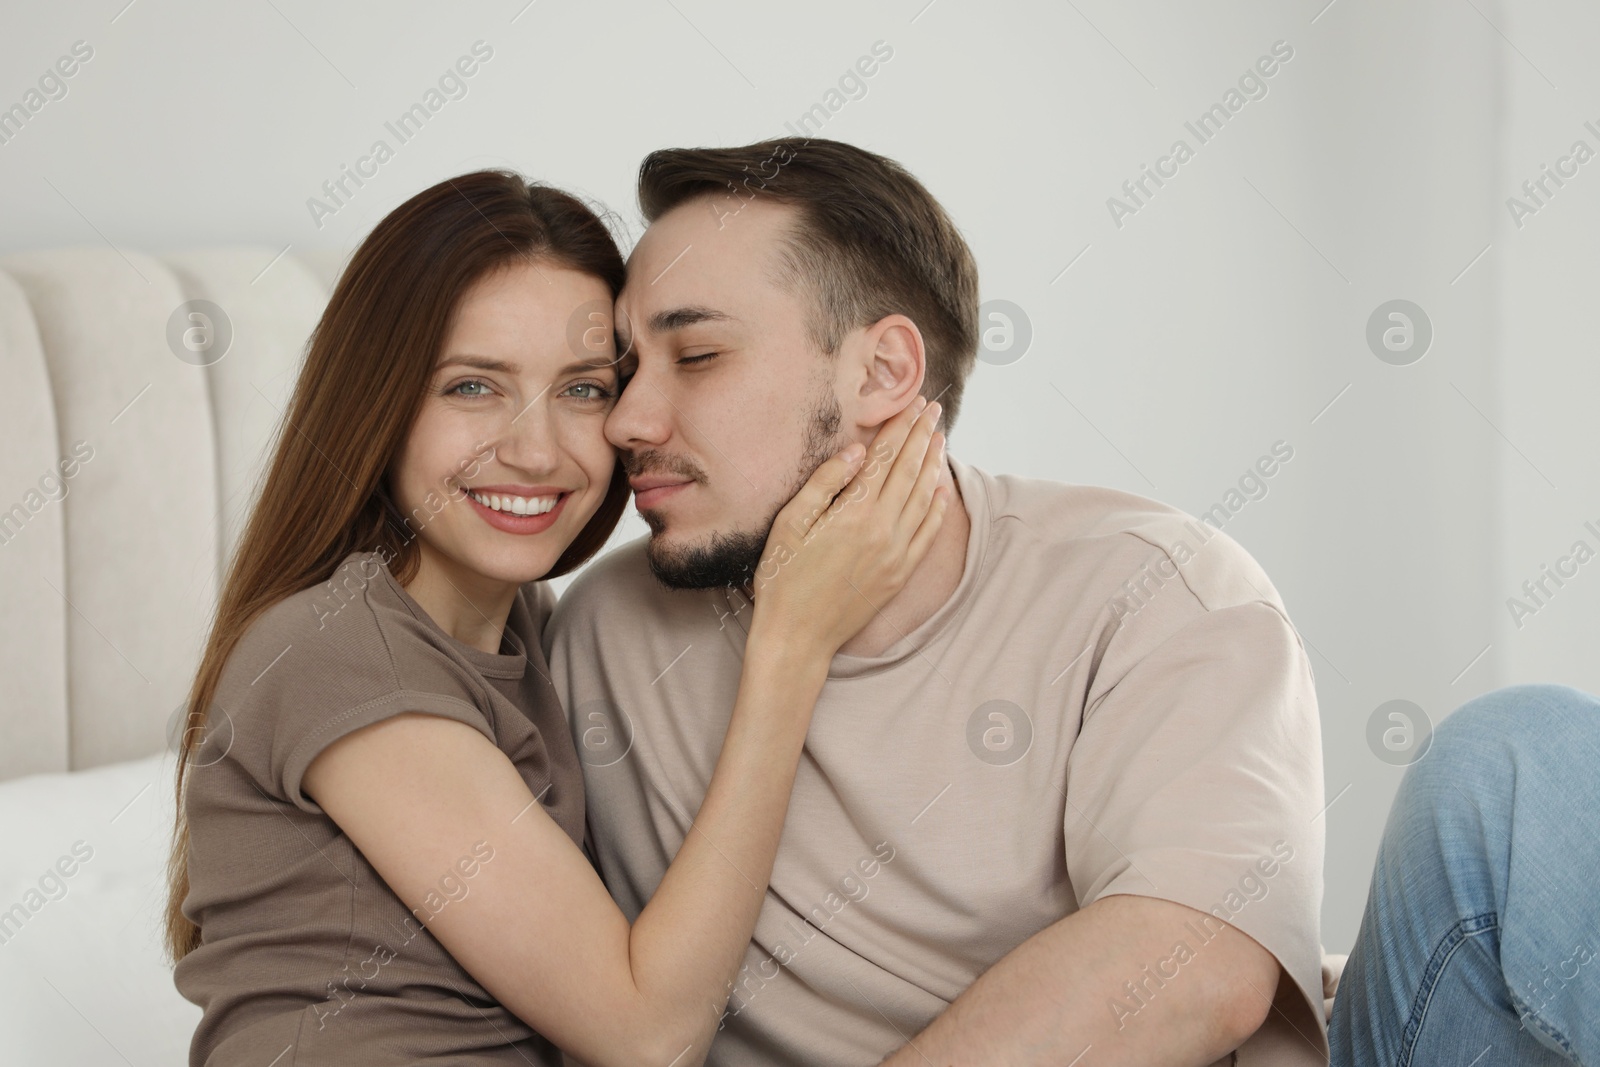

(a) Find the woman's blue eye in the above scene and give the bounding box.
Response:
[447,378,613,402]
[563,381,615,402]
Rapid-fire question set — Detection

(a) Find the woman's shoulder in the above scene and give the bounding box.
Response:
[222,550,398,691]
[211,550,504,812]
[216,548,499,729]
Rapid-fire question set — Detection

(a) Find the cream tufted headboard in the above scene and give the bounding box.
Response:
[0,245,348,782]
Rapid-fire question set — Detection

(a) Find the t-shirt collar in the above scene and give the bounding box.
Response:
[371,551,530,679]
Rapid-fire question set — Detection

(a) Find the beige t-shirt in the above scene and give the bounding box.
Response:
[175,548,584,1066]
[546,454,1337,1066]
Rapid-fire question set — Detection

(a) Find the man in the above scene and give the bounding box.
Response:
[546,137,1336,1065]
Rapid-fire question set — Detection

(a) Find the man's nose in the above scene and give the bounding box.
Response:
[604,371,672,452]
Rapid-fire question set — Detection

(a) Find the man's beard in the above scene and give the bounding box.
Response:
[645,385,846,591]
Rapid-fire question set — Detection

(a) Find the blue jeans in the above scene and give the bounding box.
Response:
[1328,684,1600,1066]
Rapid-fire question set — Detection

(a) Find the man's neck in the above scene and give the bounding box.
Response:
[834,460,970,659]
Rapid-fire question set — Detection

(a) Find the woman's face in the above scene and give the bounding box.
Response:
[390,260,620,590]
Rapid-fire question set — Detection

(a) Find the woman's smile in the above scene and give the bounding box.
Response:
[463,484,570,534]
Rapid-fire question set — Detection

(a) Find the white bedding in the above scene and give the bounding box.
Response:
[0,749,200,1065]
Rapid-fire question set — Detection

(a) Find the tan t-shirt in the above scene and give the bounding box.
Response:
[175,548,584,1066]
[546,454,1337,1067]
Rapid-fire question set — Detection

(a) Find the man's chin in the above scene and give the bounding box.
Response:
[644,525,768,591]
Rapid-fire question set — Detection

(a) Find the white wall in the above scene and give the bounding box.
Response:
[1498,1,1600,688]
[3,0,1592,958]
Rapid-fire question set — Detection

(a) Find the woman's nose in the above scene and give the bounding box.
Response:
[491,400,562,473]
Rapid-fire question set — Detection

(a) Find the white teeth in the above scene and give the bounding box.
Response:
[469,490,558,516]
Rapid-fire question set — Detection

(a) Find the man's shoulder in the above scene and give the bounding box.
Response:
[975,465,1282,613]
[554,533,653,604]
[982,466,1192,540]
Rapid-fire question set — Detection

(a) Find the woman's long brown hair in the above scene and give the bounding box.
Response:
[163,170,630,963]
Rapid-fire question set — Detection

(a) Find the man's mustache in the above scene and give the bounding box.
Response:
[622,448,708,485]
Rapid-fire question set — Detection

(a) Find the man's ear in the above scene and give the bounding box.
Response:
[853,314,926,428]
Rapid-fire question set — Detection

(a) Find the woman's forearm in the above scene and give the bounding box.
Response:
[621,619,830,1060]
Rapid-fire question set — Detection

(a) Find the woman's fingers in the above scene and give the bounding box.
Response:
[850,396,929,505]
[876,401,943,516]
[902,480,950,571]
[748,394,953,656]
[896,428,946,543]
[772,441,867,546]
[815,398,942,541]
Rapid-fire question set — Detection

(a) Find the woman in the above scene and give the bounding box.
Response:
[165,169,949,1066]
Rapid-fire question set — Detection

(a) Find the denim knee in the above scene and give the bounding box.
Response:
[1400,683,1600,833]
[1434,683,1597,765]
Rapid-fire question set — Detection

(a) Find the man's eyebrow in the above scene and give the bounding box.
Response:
[648,306,734,333]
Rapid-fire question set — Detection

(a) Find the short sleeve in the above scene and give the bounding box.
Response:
[218,596,500,816]
[1064,599,1327,1035]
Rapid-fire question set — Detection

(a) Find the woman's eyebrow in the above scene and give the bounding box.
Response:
[437,354,621,377]
[436,355,520,375]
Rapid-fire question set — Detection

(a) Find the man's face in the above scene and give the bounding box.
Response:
[606,197,851,589]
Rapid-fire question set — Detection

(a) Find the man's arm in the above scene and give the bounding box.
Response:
[879,893,1281,1067]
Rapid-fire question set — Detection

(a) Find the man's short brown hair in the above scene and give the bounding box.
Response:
[637,137,981,433]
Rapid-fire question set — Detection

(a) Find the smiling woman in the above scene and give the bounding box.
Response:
[165,169,634,1066]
